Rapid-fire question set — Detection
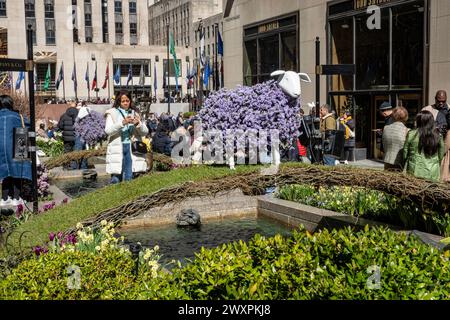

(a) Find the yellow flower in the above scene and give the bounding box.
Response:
[100,220,108,226]
[95,246,101,251]
[76,223,83,229]
[101,239,110,247]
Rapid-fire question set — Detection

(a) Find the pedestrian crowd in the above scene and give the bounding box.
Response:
[382,89,450,182]
[3,87,450,209]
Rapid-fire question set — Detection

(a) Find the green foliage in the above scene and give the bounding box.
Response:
[0,222,168,300]
[167,227,450,300]
[1,165,262,255]
[0,248,168,300]
[183,112,196,119]
[2,226,448,300]
[277,184,450,237]
[36,137,64,158]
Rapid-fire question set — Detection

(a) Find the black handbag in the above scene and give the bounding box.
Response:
[131,140,148,155]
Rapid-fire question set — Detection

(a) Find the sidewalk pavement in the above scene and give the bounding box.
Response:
[349,159,384,170]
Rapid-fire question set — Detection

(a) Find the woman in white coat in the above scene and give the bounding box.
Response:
[105,91,149,184]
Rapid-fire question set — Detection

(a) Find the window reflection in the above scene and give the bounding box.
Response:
[392,3,424,88]
[330,18,353,91]
[244,39,257,86]
[355,9,389,90]
[259,35,279,76]
[281,31,297,71]
[243,14,298,85]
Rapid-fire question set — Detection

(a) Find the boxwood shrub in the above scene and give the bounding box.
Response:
[1,226,449,300]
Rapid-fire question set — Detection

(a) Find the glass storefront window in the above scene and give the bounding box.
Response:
[330,18,353,91]
[392,2,424,89]
[355,8,389,90]
[281,30,297,72]
[243,14,297,85]
[244,39,257,86]
[259,34,279,81]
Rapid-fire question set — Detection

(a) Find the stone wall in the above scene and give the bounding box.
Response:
[120,188,258,229]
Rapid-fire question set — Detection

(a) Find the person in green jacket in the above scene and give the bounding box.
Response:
[403,110,445,182]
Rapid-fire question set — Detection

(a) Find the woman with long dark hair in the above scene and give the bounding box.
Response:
[0,95,32,207]
[403,110,445,182]
[104,91,148,184]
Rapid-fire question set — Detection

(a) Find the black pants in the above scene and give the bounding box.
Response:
[2,177,23,201]
[344,147,355,162]
[64,141,75,153]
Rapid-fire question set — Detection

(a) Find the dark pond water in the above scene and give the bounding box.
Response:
[120,215,293,268]
[53,175,111,198]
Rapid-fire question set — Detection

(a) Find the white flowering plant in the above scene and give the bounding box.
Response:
[36,135,64,157]
[277,184,450,237]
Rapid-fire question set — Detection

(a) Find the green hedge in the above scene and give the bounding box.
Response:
[277,184,450,237]
[2,226,449,300]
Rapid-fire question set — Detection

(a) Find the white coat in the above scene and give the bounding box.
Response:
[104,108,149,174]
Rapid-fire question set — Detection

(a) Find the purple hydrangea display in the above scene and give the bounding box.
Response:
[198,80,300,149]
[74,111,106,146]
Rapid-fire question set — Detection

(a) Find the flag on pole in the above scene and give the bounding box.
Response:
[169,32,180,92]
[218,31,224,56]
[102,63,109,89]
[71,62,77,92]
[220,59,224,88]
[197,60,201,91]
[55,62,64,90]
[44,64,51,91]
[85,62,90,91]
[126,64,133,86]
[15,71,25,90]
[204,58,210,87]
[139,64,145,86]
[217,30,223,90]
[200,29,206,67]
[91,62,98,90]
[153,63,157,97]
[113,66,121,84]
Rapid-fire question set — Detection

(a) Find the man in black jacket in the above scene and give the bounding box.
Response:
[58,102,79,169]
[422,90,449,137]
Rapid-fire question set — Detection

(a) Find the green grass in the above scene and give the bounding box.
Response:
[3,165,263,255]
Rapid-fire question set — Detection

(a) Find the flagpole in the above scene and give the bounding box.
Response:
[215,23,220,91]
[87,62,90,102]
[94,60,98,104]
[213,24,217,91]
[167,23,171,114]
[62,62,66,102]
[108,61,111,101]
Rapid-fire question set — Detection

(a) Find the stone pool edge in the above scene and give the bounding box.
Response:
[118,190,445,248]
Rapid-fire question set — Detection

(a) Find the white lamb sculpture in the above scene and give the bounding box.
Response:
[191,70,311,170]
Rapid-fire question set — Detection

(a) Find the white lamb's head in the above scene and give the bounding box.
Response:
[270,70,312,99]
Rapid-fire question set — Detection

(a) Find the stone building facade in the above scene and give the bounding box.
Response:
[0,0,190,102]
[222,0,448,160]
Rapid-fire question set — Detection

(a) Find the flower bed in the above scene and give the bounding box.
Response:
[1,224,449,299]
[36,136,64,158]
[276,184,450,237]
